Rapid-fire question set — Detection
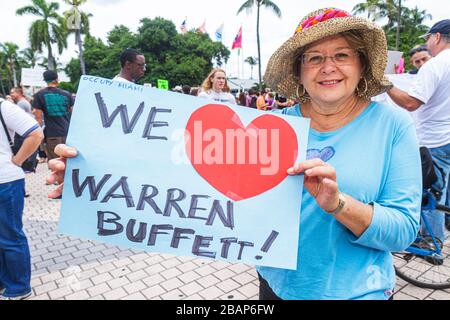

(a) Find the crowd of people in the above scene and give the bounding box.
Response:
[172,68,296,111]
[1,8,450,300]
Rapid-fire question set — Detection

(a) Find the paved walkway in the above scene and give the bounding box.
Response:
[22,164,450,300]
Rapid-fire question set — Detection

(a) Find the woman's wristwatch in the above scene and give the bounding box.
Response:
[327,193,346,216]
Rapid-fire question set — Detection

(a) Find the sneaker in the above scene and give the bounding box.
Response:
[0,291,32,300]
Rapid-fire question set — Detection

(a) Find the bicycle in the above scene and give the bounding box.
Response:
[393,189,450,289]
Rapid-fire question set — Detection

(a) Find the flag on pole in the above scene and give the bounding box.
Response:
[180,18,187,33]
[198,20,207,33]
[215,23,224,42]
[232,26,243,50]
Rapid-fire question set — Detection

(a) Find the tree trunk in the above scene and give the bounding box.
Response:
[5,65,13,89]
[395,0,401,50]
[11,62,18,87]
[76,30,87,75]
[257,3,262,92]
[47,43,55,71]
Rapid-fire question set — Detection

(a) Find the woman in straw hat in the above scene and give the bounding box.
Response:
[256,8,422,300]
[43,7,422,301]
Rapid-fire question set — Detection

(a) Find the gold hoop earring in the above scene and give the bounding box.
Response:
[356,78,368,96]
[297,84,306,98]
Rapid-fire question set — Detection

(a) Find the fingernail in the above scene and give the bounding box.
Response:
[305,169,313,175]
[287,168,294,175]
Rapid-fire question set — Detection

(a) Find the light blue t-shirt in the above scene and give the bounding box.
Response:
[257,101,422,300]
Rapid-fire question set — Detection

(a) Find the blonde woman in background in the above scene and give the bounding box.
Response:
[198,68,236,105]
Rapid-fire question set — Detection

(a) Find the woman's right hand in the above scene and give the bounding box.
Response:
[47,144,78,199]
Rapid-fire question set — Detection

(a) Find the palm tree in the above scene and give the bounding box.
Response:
[64,0,92,75]
[16,0,68,71]
[39,57,64,72]
[380,0,404,50]
[352,0,385,21]
[394,0,402,50]
[0,76,6,95]
[407,6,432,26]
[353,0,406,50]
[383,5,431,53]
[0,42,19,87]
[245,56,258,79]
[20,47,42,68]
[237,0,281,91]
[0,52,9,95]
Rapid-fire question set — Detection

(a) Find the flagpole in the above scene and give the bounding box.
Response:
[240,27,244,80]
[237,49,240,80]
[241,46,244,80]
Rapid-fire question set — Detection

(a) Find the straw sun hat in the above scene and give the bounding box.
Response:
[264,8,393,101]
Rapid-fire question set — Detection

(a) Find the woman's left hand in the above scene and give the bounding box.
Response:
[288,159,340,213]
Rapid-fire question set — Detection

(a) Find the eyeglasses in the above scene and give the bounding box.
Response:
[301,49,360,68]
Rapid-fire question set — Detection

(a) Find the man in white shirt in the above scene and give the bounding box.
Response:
[10,87,35,175]
[0,99,43,300]
[113,48,147,83]
[387,19,450,240]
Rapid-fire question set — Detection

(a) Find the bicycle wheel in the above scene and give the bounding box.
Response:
[394,206,450,289]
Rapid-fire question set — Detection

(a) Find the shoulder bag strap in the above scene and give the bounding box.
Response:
[0,101,15,149]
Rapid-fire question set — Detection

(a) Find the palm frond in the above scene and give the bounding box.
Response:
[262,0,282,18]
[29,20,50,52]
[48,2,60,13]
[237,0,255,15]
[16,6,42,17]
[64,0,87,5]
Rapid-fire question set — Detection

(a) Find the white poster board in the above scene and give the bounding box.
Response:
[21,68,70,87]
[385,51,404,74]
[59,75,311,270]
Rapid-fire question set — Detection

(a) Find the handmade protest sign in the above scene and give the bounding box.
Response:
[59,76,310,270]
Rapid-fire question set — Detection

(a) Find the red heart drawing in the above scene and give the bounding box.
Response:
[185,104,299,201]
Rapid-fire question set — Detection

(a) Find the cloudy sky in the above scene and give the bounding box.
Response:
[1,0,448,79]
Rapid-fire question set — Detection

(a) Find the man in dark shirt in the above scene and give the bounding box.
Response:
[33,70,74,161]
